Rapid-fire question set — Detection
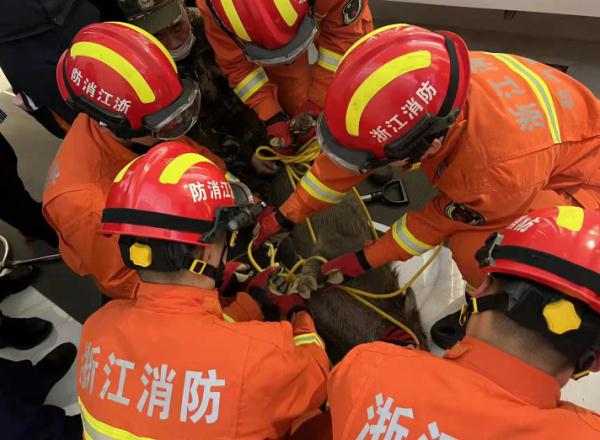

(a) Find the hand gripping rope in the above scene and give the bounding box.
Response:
[246,139,443,348]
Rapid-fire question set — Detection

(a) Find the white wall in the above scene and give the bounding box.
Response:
[390,0,600,18]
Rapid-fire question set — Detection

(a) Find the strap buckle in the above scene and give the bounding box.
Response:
[188,259,207,275]
[459,297,480,326]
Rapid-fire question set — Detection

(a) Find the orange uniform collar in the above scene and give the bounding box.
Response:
[445,336,561,409]
[134,282,224,317]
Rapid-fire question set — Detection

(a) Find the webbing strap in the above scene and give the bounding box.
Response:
[102,208,214,235]
[492,245,599,294]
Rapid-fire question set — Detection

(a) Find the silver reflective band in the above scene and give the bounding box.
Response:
[234,68,269,102]
[317,48,342,72]
[391,215,434,256]
[299,170,347,204]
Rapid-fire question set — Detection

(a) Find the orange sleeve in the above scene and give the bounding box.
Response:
[279,154,369,223]
[222,292,264,322]
[363,166,552,268]
[263,313,329,437]
[309,0,374,106]
[197,0,282,121]
[179,136,227,171]
[43,188,138,298]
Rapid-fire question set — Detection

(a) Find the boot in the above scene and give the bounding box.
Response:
[35,342,77,402]
[0,312,53,349]
[0,265,38,302]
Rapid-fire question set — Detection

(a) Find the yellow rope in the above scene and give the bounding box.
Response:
[252,140,442,348]
[345,291,421,347]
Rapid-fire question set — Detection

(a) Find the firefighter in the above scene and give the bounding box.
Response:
[77,142,329,439]
[117,0,269,186]
[196,0,373,165]
[43,22,223,298]
[328,206,600,439]
[253,24,600,290]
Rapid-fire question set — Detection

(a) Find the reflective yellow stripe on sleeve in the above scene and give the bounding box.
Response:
[223,313,236,323]
[299,170,347,205]
[233,67,269,103]
[294,332,325,349]
[489,53,562,144]
[80,398,153,440]
[391,214,434,256]
[317,47,343,73]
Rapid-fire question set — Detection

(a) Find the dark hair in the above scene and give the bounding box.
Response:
[494,274,600,367]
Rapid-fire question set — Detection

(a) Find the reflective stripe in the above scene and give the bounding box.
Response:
[221,0,251,41]
[80,398,154,440]
[158,153,214,184]
[391,215,434,256]
[114,157,141,183]
[110,22,177,73]
[294,332,325,349]
[70,42,156,104]
[223,313,236,323]
[234,67,269,103]
[341,24,410,64]
[346,51,432,136]
[489,53,562,144]
[465,283,477,295]
[317,47,342,73]
[274,0,298,26]
[299,170,347,204]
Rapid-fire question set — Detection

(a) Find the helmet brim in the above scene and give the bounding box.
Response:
[242,15,317,65]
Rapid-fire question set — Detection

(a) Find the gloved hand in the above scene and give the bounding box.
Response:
[246,266,283,321]
[380,325,418,348]
[218,262,254,298]
[267,292,308,320]
[320,250,372,285]
[265,112,293,154]
[252,206,293,248]
[291,100,322,143]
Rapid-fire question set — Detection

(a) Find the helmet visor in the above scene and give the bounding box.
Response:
[144,79,201,140]
[317,113,377,174]
[242,15,317,65]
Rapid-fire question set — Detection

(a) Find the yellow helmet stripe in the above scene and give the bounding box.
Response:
[556,206,585,232]
[221,0,251,41]
[159,153,215,184]
[273,0,298,27]
[341,23,410,64]
[109,22,177,73]
[114,157,141,183]
[70,41,156,104]
[345,50,432,136]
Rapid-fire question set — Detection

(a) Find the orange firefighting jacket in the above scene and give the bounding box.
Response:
[328,337,600,439]
[77,282,329,439]
[197,0,373,121]
[42,114,226,298]
[280,52,600,269]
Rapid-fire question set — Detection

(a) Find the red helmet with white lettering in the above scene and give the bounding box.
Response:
[205,0,317,65]
[317,24,471,172]
[101,142,236,246]
[57,22,200,140]
[477,206,600,312]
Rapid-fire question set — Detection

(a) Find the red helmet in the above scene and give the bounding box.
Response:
[57,22,200,140]
[205,0,317,65]
[101,142,236,246]
[317,24,471,172]
[477,206,600,313]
